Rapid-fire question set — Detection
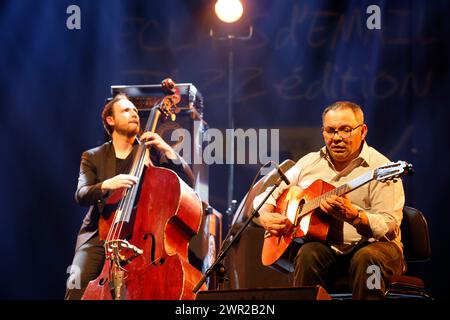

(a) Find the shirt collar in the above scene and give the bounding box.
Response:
[320,141,371,167]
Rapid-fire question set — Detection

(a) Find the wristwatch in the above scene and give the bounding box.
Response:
[351,210,363,227]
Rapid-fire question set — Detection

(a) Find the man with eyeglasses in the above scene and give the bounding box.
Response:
[255,101,405,299]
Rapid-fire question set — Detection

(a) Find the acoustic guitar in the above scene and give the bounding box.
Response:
[261,161,413,273]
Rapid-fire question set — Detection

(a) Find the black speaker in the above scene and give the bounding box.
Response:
[195,286,332,300]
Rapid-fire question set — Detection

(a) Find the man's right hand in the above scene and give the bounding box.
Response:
[101,174,139,193]
[259,211,290,236]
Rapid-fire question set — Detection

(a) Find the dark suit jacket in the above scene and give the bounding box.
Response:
[74,140,193,250]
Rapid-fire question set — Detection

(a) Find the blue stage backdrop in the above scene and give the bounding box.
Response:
[0,0,449,299]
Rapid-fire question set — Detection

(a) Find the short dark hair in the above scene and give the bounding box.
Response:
[101,93,129,136]
[322,101,364,124]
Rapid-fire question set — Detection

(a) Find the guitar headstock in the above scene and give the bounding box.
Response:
[374,161,413,183]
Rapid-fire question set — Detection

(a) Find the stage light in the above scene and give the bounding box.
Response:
[215,0,243,23]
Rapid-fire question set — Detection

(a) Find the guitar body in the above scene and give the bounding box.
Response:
[261,179,335,273]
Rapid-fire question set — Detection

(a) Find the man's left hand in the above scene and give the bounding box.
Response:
[319,194,358,224]
[140,132,177,160]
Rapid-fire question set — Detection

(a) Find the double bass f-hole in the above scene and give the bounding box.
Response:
[143,232,165,266]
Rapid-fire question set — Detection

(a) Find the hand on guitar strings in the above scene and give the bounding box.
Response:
[259,208,292,236]
[319,194,359,224]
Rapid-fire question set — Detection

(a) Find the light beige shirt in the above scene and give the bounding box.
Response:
[253,142,405,255]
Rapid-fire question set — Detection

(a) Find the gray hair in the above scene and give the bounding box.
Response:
[322,101,364,124]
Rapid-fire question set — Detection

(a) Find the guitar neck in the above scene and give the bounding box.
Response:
[301,170,374,215]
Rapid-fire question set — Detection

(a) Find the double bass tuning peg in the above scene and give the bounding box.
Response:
[161,78,176,94]
[159,107,176,121]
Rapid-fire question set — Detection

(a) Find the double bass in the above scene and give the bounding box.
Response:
[82,79,206,299]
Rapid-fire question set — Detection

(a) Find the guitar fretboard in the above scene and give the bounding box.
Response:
[299,170,373,218]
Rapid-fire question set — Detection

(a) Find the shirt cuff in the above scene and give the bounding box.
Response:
[364,211,390,240]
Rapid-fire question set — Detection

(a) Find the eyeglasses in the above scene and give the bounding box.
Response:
[322,124,363,139]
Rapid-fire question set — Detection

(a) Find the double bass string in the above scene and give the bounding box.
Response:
[114,144,146,243]
[106,99,164,255]
[107,139,145,249]
[104,141,147,248]
[112,105,160,245]
[104,121,149,251]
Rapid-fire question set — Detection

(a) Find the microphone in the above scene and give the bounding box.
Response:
[275,162,291,185]
[230,159,295,227]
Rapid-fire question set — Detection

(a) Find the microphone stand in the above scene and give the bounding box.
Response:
[192,177,284,294]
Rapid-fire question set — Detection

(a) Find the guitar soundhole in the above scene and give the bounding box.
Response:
[294,199,306,226]
[99,278,107,286]
[298,199,305,213]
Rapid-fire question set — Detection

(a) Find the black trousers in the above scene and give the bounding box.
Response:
[65,234,105,300]
[293,241,405,299]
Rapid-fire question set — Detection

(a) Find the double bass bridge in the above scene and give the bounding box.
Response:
[105,239,144,265]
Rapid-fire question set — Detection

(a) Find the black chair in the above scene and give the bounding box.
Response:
[382,206,432,299]
[330,206,432,299]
